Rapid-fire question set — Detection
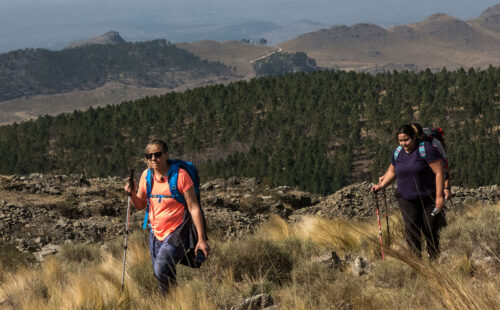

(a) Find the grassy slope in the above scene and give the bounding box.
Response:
[0,202,498,309]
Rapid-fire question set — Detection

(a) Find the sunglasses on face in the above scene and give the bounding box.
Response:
[144,152,164,159]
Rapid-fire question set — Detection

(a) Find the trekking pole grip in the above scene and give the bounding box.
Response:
[128,169,134,196]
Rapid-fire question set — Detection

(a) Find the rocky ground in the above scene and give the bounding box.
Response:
[0,173,498,261]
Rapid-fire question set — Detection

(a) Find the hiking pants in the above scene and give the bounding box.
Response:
[396,194,446,259]
[149,230,186,294]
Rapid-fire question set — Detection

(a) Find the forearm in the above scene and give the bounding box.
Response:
[444,178,450,189]
[380,166,396,189]
[435,172,444,199]
[130,193,146,210]
[189,205,206,241]
[380,174,395,189]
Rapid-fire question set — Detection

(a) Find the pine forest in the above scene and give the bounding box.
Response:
[0,68,498,194]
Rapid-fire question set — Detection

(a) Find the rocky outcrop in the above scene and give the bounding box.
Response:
[291,182,499,220]
[0,173,497,261]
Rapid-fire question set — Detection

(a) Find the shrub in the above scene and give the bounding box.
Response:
[128,262,158,296]
[214,236,293,284]
[0,244,35,272]
[441,204,500,258]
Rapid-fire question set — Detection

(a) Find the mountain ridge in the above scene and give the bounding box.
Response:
[277,5,500,71]
[3,5,500,124]
[66,31,126,48]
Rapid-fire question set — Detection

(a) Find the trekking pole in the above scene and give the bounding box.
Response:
[121,169,134,292]
[382,189,390,247]
[374,192,385,260]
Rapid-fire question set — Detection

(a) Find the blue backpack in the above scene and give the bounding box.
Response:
[142,159,202,229]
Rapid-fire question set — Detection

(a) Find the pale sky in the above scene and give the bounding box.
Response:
[1,0,499,52]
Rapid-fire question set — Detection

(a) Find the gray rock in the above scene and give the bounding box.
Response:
[201,182,214,191]
[230,294,274,310]
[351,256,367,276]
[241,178,258,188]
[34,244,62,262]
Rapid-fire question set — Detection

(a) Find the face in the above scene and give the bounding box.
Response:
[398,133,417,152]
[145,144,168,170]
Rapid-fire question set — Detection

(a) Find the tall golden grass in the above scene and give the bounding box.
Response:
[0,202,498,309]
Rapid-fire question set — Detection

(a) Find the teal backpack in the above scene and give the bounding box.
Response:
[393,141,428,161]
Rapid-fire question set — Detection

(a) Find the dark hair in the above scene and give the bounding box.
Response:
[145,139,169,153]
[396,124,418,140]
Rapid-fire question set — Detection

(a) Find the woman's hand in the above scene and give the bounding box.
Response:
[124,179,147,210]
[373,164,396,193]
[444,188,452,200]
[435,196,445,211]
[371,184,383,193]
[195,239,210,258]
[124,179,136,195]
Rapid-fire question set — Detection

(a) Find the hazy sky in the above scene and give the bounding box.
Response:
[1,0,499,52]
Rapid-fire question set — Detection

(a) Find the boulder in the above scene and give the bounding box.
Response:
[230,294,274,310]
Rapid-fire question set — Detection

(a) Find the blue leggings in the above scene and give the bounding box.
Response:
[149,231,186,294]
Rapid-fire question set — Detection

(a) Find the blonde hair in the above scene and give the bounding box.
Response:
[411,124,419,136]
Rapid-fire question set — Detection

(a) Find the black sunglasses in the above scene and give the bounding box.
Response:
[144,151,164,159]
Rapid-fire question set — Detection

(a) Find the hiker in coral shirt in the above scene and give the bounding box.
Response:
[125,139,209,294]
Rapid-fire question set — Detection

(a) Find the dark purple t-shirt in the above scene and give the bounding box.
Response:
[391,141,442,200]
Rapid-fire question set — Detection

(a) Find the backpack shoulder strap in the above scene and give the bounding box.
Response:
[393,146,402,161]
[142,168,153,229]
[167,160,185,204]
[418,141,427,159]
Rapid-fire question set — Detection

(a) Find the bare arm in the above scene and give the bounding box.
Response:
[444,164,452,200]
[372,164,396,192]
[378,165,390,184]
[184,186,210,257]
[428,159,445,210]
[124,180,147,210]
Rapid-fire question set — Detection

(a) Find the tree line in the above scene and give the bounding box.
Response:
[0,68,498,194]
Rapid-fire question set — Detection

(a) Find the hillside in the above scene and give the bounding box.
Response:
[278,4,500,72]
[0,39,235,102]
[177,40,275,77]
[0,38,237,123]
[4,6,500,125]
[0,173,498,309]
[0,173,498,256]
[0,69,498,195]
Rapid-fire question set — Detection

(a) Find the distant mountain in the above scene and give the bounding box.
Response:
[0,39,235,102]
[4,6,500,125]
[66,31,126,48]
[251,20,327,45]
[278,6,500,72]
[474,3,500,32]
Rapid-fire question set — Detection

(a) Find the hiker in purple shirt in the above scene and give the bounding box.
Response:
[371,124,446,259]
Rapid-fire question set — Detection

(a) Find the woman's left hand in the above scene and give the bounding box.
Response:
[195,240,210,258]
[435,196,445,211]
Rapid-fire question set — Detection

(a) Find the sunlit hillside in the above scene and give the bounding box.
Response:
[0,202,498,309]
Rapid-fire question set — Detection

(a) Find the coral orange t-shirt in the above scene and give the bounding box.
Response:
[138,168,193,241]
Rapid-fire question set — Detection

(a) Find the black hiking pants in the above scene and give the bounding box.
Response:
[396,194,446,259]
